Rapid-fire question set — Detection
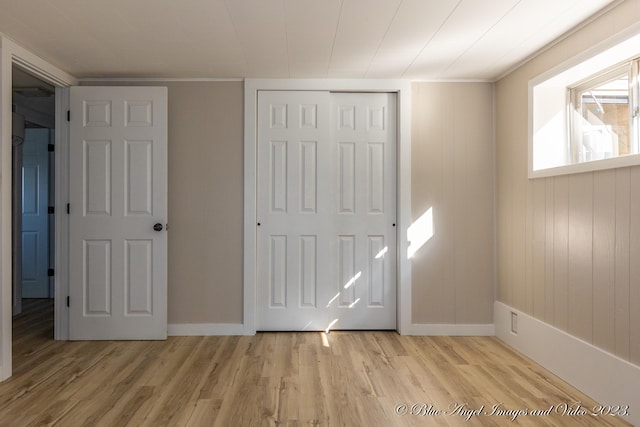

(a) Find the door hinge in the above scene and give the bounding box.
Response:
[67,110,70,122]
[47,268,55,277]
[66,296,70,307]
[48,206,55,214]
[66,203,70,214]
[48,144,55,152]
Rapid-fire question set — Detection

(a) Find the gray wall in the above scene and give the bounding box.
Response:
[495,0,640,365]
[411,82,495,324]
[165,82,244,324]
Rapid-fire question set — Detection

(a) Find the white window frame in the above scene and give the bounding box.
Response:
[568,62,636,165]
[529,27,640,178]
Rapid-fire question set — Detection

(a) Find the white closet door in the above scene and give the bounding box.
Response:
[257,91,396,331]
[329,92,396,330]
[257,91,332,330]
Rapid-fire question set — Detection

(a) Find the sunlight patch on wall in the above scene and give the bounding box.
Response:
[407,207,434,258]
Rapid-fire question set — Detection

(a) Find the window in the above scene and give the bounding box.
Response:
[529,32,640,178]
[570,62,638,164]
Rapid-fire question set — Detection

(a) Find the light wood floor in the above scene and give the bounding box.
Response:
[2,299,632,426]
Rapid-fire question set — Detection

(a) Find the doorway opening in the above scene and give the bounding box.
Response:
[11,65,56,346]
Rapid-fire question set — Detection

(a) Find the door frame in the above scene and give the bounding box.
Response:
[243,79,412,335]
[0,36,76,380]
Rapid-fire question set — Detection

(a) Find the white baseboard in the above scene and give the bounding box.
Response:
[168,323,245,336]
[404,323,495,336]
[495,301,640,427]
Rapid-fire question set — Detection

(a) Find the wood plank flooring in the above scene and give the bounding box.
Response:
[3,299,633,426]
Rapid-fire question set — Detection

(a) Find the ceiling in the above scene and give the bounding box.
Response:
[0,0,618,81]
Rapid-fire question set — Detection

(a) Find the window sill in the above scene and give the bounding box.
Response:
[529,153,640,179]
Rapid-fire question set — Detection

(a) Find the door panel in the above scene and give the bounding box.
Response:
[21,128,50,298]
[257,91,396,331]
[125,140,153,216]
[125,239,153,314]
[69,86,167,340]
[84,139,111,215]
[257,91,332,330]
[84,239,111,315]
[329,93,396,329]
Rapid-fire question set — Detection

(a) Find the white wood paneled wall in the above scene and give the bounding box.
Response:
[498,163,640,365]
[411,82,495,325]
[496,67,640,365]
[495,0,640,368]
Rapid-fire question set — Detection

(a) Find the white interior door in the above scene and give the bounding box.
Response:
[69,86,168,340]
[257,91,396,331]
[21,128,50,298]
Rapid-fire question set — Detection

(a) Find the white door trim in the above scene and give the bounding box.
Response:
[243,79,412,335]
[0,36,77,380]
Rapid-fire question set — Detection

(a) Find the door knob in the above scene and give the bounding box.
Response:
[153,223,164,232]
